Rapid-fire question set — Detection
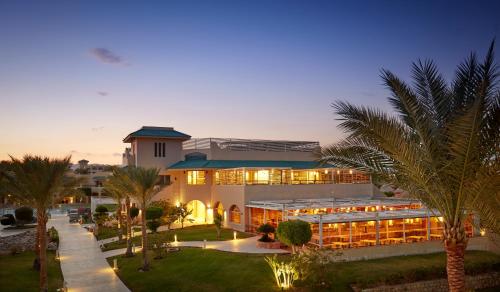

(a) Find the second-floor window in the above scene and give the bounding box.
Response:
[187,170,206,185]
[154,142,166,157]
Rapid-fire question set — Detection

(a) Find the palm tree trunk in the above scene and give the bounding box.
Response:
[117,202,123,241]
[125,196,133,257]
[33,226,40,271]
[141,201,149,271]
[445,241,466,292]
[37,209,48,292]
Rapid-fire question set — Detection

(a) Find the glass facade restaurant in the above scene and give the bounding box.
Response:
[245,198,478,249]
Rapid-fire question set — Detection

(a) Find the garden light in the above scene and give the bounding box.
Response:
[233,231,237,240]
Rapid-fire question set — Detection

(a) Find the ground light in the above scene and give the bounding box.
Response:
[203,239,207,249]
[174,234,178,243]
[480,229,486,236]
[233,231,237,240]
[113,258,118,271]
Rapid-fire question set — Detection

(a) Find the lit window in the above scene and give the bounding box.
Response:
[187,170,206,185]
[229,205,241,224]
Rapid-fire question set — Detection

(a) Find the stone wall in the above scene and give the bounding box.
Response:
[0,230,36,255]
[359,272,499,292]
[334,236,496,262]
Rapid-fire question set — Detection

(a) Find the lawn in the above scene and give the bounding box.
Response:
[0,251,64,292]
[102,224,253,251]
[95,226,142,240]
[108,249,500,292]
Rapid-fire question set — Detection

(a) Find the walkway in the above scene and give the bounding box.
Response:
[48,214,130,292]
[102,235,288,258]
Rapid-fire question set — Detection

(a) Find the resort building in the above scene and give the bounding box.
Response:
[122,126,480,248]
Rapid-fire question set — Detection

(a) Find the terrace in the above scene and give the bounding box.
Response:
[183,137,320,152]
[245,198,477,248]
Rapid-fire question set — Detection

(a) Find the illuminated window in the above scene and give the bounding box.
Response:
[187,170,206,185]
[229,205,241,224]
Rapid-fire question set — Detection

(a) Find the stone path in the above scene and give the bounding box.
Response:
[48,214,129,292]
[102,235,288,258]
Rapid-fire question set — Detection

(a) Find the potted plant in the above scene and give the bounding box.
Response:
[256,223,281,249]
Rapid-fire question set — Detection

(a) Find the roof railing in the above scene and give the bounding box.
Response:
[183,138,320,152]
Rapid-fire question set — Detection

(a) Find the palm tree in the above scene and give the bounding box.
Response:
[105,167,135,257]
[4,155,79,292]
[319,42,499,292]
[129,167,161,271]
[104,172,126,241]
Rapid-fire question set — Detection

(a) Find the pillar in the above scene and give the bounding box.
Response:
[403,219,406,242]
[426,212,431,241]
[247,208,252,232]
[375,213,380,245]
[473,214,481,236]
[318,215,323,248]
[349,221,353,247]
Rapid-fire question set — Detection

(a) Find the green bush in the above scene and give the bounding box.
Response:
[146,220,161,233]
[48,227,59,245]
[130,207,139,218]
[15,206,34,225]
[257,223,275,242]
[146,206,163,220]
[95,205,108,213]
[276,220,312,253]
[383,191,395,197]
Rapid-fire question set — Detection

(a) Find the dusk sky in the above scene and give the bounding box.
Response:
[1,0,499,164]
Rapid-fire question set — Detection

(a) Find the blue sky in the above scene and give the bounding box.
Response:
[0,0,499,164]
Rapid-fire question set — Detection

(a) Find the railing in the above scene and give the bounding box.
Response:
[183,138,320,152]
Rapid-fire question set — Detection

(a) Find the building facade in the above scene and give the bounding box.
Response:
[123,126,381,232]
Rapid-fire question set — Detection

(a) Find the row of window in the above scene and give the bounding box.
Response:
[185,169,370,185]
[154,142,166,157]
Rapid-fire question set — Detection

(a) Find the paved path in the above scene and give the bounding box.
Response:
[102,235,288,258]
[49,214,130,292]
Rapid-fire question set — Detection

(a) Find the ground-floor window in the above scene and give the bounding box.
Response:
[229,205,241,224]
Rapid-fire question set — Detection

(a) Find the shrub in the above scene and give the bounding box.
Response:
[48,227,59,245]
[383,191,395,197]
[15,206,34,225]
[214,212,223,239]
[95,205,109,213]
[1,214,16,226]
[276,220,312,253]
[257,223,275,242]
[146,220,161,233]
[145,206,163,220]
[130,207,139,218]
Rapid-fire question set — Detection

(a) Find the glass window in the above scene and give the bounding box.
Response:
[187,170,206,185]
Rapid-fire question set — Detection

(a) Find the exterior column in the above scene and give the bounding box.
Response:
[247,208,252,232]
[263,208,267,224]
[349,221,352,247]
[375,213,380,245]
[319,215,323,248]
[426,211,431,241]
[403,219,406,242]
[473,214,481,236]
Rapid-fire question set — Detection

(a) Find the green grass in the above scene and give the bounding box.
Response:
[102,225,253,251]
[108,250,500,292]
[0,251,64,292]
[109,248,279,292]
[95,225,126,240]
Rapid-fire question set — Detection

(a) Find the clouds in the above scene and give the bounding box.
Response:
[97,91,109,96]
[91,126,104,132]
[90,48,127,65]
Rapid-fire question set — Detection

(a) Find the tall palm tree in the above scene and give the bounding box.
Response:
[104,167,135,256]
[4,155,80,292]
[129,167,161,271]
[104,174,125,241]
[319,42,499,292]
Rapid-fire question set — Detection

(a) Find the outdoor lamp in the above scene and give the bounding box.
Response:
[113,258,118,270]
[233,231,237,240]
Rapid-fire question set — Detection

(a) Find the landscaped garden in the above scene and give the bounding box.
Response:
[102,224,253,251]
[0,251,64,292]
[108,249,499,291]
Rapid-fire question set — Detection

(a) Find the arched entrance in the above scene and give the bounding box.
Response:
[229,205,241,224]
[186,200,206,223]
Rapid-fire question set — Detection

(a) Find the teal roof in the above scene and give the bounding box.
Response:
[168,160,334,170]
[123,127,191,142]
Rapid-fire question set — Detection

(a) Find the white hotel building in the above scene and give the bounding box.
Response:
[122,126,478,249]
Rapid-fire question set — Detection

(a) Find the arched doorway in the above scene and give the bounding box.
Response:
[229,205,241,224]
[214,201,224,216]
[186,200,206,223]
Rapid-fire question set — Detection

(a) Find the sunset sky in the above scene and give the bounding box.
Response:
[1,0,499,164]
